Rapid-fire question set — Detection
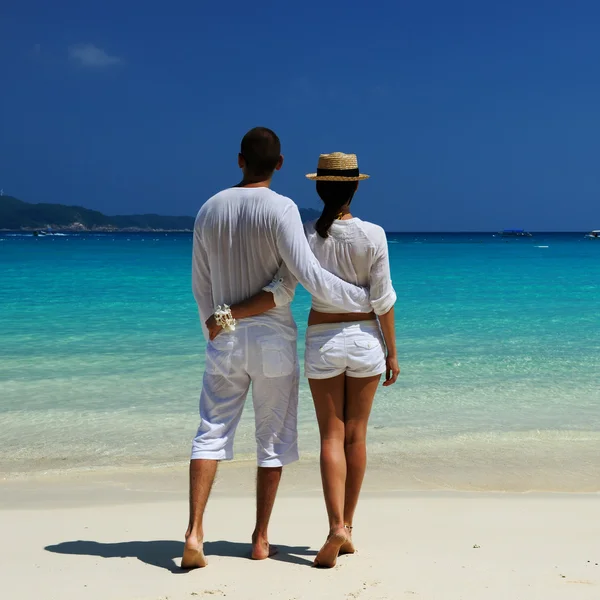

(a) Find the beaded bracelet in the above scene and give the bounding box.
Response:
[214,304,236,332]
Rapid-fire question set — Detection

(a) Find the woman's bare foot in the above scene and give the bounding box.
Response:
[251,533,278,560]
[313,526,348,568]
[181,534,207,569]
[339,525,356,555]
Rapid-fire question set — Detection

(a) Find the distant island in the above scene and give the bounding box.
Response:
[0,196,321,232]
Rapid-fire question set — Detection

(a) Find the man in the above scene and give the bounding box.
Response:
[183,127,371,569]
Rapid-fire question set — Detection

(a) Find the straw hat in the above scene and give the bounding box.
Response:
[305,152,370,181]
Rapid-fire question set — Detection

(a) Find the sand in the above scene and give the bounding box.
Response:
[1,463,599,600]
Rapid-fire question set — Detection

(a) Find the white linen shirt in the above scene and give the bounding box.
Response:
[192,187,371,339]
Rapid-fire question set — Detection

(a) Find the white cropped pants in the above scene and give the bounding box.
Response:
[191,324,299,467]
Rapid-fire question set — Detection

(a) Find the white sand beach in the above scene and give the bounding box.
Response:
[1,462,599,600]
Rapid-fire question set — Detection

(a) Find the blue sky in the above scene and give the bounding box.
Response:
[1,0,599,231]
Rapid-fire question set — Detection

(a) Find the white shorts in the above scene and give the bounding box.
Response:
[304,321,386,380]
[191,324,299,467]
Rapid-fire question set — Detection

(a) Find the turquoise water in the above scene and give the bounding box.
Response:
[1,232,599,489]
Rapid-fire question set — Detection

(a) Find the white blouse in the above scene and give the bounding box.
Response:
[267,217,396,316]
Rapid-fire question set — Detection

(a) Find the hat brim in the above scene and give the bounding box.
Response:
[305,173,370,181]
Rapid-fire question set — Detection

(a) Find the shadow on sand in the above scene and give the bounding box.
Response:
[45,539,316,572]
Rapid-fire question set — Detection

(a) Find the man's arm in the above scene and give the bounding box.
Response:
[260,262,298,308]
[191,227,214,340]
[275,204,371,312]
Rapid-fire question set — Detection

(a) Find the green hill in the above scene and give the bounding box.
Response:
[0,196,321,231]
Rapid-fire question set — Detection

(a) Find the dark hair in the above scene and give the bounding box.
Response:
[240,127,281,178]
[315,180,358,238]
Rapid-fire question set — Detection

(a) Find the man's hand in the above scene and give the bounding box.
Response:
[205,314,223,341]
[383,354,400,387]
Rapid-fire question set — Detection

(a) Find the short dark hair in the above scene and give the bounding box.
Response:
[240,127,281,178]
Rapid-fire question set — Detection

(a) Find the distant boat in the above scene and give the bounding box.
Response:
[32,228,67,237]
[496,229,533,238]
[585,230,600,239]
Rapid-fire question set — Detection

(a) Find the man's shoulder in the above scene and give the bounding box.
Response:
[262,188,296,212]
[198,187,296,215]
[197,188,236,214]
[195,189,241,227]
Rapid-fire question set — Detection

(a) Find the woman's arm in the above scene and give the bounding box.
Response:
[206,291,276,339]
[377,307,400,386]
[205,265,297,340]
[369,227,399,385]
[230,291,276,318]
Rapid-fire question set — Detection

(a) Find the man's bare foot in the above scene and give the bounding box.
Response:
[251,533,278,560]
[181,534,207,569]
[313,526,348,568]
[339,525,356,555]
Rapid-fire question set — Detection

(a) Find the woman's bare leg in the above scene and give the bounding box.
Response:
[309,373,349,567]
[340,374,380,554]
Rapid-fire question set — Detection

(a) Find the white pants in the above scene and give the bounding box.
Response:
[304,321,386,380]
[191,324,299,467]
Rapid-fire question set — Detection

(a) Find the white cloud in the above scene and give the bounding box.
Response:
[69,44,122,68]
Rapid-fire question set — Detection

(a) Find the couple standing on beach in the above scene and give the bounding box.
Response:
[183,127,399,569]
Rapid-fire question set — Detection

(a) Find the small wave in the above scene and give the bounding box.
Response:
[535,245,549,248]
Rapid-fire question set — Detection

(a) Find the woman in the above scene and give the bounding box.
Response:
[207,152,399,567]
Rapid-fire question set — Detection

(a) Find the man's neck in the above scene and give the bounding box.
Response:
[235,175,273,189]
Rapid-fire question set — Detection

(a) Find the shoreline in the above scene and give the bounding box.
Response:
[2,457,599,510]
[0,228,193,233]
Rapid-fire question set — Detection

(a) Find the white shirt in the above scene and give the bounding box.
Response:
[270,217,396,316]
[192,187,371,339]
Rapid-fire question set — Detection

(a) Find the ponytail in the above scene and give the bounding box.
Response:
[314,180,358,238]
[315,204,341,238]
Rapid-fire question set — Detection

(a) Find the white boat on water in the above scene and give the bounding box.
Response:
[32,228,67,237]
[585,230,600,239]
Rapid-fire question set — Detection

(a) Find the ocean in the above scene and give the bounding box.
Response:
[1,231,599,490]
